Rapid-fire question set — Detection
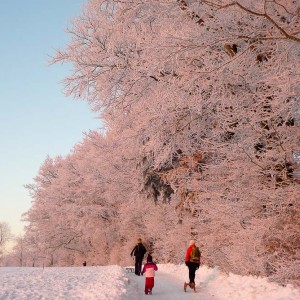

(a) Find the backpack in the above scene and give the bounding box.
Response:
[190,246,201,263]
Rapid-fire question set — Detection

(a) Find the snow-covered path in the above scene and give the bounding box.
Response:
[124,270,213,300]
[123,264,300,300]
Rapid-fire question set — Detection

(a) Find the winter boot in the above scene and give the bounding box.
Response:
[190,282,196,291]
[184,282,190,292]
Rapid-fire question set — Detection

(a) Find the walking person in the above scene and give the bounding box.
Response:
[130,238,147,275]
[184,239,201,292]
[141,254,158,295]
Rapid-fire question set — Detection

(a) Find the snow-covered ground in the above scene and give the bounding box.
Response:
[0,264,299,300]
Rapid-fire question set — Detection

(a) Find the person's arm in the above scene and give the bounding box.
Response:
[130,245,137,256]
[141,263,147,275]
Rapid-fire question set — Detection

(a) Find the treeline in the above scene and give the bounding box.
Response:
[5,0,300,287]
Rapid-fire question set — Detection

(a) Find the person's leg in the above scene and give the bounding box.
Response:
[188,265,194,283]
[145,277,154,294]
[148,277,154,292]
[189,263,197,290]
[185,263,192,291]
[189,263,197,283]
[145,278,149,294]
[134,259,139,275]
[137,258,143,275]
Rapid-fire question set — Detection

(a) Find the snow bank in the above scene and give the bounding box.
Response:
[0,266,128,300]
[0,264,299,300]
[158,264,300,300]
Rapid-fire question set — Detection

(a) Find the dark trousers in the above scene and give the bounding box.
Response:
[135,257,143,275]
[188,262,198,283]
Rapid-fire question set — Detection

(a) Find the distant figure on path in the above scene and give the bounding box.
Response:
[83,261,87,266]
[141,254,158,295]
[130,238,147,275]
[184,239,201,292]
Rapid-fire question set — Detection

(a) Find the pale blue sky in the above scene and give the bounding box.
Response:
[0,1,100,237]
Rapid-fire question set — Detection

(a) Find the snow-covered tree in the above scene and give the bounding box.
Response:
[17,0,300,287]
[0,222,12,258]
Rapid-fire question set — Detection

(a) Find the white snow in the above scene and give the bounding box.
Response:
[0,264,299,300]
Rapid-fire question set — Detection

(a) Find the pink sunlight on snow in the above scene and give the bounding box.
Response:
[0,264,299,300]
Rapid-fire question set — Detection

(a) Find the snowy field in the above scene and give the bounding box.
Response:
[0,264,299,300]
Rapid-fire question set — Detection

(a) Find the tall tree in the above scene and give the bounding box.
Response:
[17,0,300,286]
[0,222,12,257]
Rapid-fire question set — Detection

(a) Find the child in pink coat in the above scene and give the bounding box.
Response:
[141,254,158,295]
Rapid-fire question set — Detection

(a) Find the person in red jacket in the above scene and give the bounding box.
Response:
[184,239,200,292]
[141,254,158,295]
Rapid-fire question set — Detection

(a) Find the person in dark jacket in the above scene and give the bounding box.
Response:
[130,238,147,275]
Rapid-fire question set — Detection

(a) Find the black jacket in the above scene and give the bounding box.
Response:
[131,242,147,258]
